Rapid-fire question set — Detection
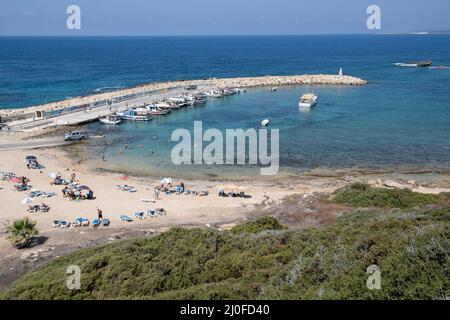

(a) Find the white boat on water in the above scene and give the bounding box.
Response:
[298,93,318,108]
[154,101,178,110]
[205,90,224,98]
[99,114,122,125]
[147,105,169,115]
[117,110,152,121]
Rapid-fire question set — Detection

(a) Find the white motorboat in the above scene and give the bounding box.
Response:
[99,114,122,125]
[117,109,152,121]
[147,105,169,115]
[154,101,178,110]
[261,119,270,126]
[168,96,189,107]
[298,93,318,108]
[205,90,224,98]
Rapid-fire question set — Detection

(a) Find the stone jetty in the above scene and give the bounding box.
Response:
[0,74,367,119]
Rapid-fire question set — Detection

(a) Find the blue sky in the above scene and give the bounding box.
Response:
[0,0,449,36]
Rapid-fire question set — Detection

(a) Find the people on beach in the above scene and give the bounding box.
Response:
[153,188,160,200]
[62,186,68,197]
[70,172,76,183]
[97,208,103,221]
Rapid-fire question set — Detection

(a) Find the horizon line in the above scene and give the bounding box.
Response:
[1,31,449,38]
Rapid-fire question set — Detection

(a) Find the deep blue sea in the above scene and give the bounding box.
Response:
[1,35,450,177]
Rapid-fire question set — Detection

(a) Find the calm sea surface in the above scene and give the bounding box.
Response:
[1,35,450,177]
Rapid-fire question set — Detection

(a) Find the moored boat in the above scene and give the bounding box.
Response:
[147,105,169,115]
[117,110,152,121]
[298,93,318,108]
[99,114,122,125]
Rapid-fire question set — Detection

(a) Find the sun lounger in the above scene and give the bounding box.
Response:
[27,204,50,213]
[92,219,101,227]
[53,219,70,228]
[39,204,50,212]
[120,215,133,222]
[141,199,155,203]
[27,205,40,213]
[146,210,157,217]
[147,208,166,217]
[73,217,89,227]
[52,220,63,227]
[102,219,110,226]
[134,211,145,220]
[14,184,31,192]
[117,184,137,193]
[156,208,167,215]
[28,190,43,198]
[60,220,71,228]
[43,192,56,198]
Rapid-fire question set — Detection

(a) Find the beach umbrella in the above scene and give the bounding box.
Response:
[219,185,248,192]
[78,185,90,190]
[21,197,33,205]
[160,178,172,185]
[10,177,21,183]
[48,172,58,178]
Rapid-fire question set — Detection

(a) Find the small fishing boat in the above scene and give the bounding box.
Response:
[270,87,278,92]
[117,110,152,121]
[147,105,169,115]
[261,119,270,126]
[205,90,224,98]
[99,114,122,125]
[298,93,318,108]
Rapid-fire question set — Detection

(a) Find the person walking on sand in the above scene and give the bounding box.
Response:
[97,208,103,221]
[70,172,76,183]
[153,188,160,200]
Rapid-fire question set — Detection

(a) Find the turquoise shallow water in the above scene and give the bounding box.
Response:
[2,35,450,177]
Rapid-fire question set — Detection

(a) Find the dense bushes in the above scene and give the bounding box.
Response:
[331,183,444,208]
[2,207,449,300]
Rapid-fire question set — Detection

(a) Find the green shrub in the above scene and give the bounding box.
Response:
[231,216,287,234]
[331,183,442,209]
[2,212,449,300]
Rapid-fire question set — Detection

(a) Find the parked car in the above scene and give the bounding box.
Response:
[64,131,87,141]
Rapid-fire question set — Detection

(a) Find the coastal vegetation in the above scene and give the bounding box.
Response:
[6,217,38,249]
[2,186,449,300]
[330,183,448,209]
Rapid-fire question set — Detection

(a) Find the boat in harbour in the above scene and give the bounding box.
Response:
[147,105,170,115]
[298,93,318,108]
[99,114,122,125]
[117,109,152,121]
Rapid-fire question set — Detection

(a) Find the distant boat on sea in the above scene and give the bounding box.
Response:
[395,60,433,67]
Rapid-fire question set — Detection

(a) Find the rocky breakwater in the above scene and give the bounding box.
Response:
[0,74,367,119]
